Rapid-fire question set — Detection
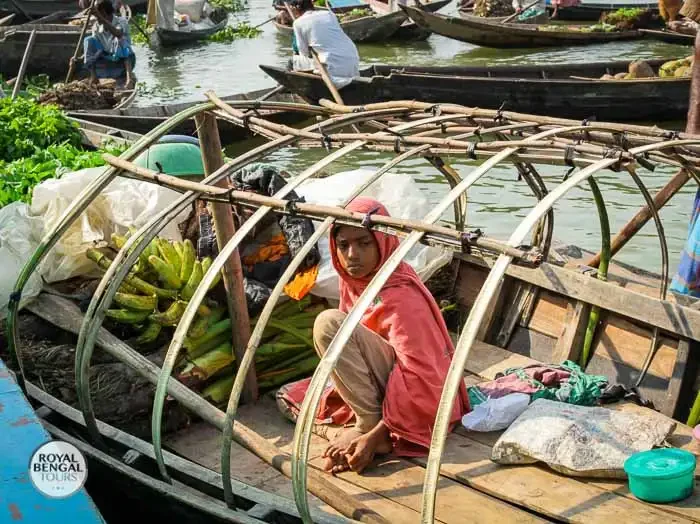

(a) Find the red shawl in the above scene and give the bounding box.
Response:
[329,197,470,456]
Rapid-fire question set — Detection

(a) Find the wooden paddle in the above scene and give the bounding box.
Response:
[501,0,540,23]
[251,14,278,29]
[66,0,96,83]
[11,29,36,99]
[282,2,345,105]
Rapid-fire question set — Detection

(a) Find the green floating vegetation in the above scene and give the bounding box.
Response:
[209,0,246,12]
[208,22,262,42]
[129,14,154,45]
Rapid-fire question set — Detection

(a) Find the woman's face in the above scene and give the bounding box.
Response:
[334,226,380,279]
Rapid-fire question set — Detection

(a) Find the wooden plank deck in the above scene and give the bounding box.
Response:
[167,338,697,523]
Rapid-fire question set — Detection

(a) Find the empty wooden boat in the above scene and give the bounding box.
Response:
[260,58,690,121]
[640,28,695,45]
[401,4,642,47]
[7,94,700,524]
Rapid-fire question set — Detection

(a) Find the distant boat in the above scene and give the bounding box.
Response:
[155,7,228,46]
[545,0,658,20]
[0,0,145,17]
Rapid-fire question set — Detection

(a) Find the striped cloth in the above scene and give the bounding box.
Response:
[671,188,700,296]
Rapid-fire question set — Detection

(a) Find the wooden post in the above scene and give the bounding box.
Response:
[586,32,700,268]
[11,29,36,100]
[195,112,258,403]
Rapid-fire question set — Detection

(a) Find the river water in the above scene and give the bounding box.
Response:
[131,1,697,275]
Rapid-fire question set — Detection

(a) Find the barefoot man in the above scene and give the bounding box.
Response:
[313,198,470,473]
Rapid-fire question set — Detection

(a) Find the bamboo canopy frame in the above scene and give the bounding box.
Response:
[7,94,700,523]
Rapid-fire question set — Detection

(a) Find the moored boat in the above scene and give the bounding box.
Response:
[0,0,145,17]
[273,8,407,42]
[369,0,452,40]
[259,58,690,121]
[401,4,642,47]
[640,27,695,44]
[6,93,700,524]
[546,0,658,20]
[155,7,228,46]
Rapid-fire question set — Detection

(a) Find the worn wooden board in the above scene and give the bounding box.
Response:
[233,397,542,523]
[551,301,590,364]
[413,432,691,524]
[506,326,557,363]
[458,254,700,342]
[525,291,570,339]
[455,263,488,310]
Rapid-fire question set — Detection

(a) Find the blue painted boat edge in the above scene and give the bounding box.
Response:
[0,359,105,524]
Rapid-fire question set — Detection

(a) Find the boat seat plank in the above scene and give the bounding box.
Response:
[414,431,693,524]
[237,397,541,523]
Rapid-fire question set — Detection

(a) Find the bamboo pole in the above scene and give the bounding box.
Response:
[30,294,387,524]
[195,112,257,403]
[102,154,539,262]
[66,0,95,83]
[11,29,36,100]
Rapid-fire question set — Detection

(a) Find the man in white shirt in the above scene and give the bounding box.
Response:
[289,0,360,88]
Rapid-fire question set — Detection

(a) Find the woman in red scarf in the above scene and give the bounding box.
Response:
[315,197,470,474]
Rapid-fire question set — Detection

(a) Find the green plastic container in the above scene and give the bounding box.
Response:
[134,141,205,179]
[624,448,696,504]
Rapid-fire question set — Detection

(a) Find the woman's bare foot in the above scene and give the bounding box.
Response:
[344,422,392,473]
[322,428,363,473]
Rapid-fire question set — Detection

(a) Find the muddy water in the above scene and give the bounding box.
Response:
[132,1,696,274]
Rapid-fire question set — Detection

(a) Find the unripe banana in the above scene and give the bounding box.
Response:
[150,300,188,326]
[148,255,182,290]
[135,321,162,345]
[180,239,195,284]
[106,308,151,324]
[180,260,203,301]
[114,292,157,311]
[201,257,222,290]
[157,239,181,276]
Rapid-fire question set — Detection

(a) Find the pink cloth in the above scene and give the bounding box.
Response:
[327,197,470,456]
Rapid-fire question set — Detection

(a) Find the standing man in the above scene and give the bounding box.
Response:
[289,0,359,88]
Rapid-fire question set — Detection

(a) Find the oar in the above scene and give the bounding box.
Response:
[11,29,36,100]
[66,0,96,83]
[282,2,345,106]
[252,14,278,29]
[501,0,540,23]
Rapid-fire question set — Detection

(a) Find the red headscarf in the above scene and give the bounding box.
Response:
[330,197,470,456]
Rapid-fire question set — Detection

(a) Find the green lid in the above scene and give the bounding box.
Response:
[134,142,205,177]
[624,448,696,480]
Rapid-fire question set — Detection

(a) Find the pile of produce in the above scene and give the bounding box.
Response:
[0,97,124,208]
[473,0,513,18]
[659,56,693,78]
[599,8,659,30]
[337,7,372,22]
[87,231,324,403]
[539,23,618,32]
[598,57,693,80]
[37,80,127,110]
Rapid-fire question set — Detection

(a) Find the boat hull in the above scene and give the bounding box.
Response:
[0,24,80,79]
[402,5,641,47]
[155,9,228,46]
[640,28,695,45]
[259,59,689,121]
[0,0,145,17]
[274,10,407,42]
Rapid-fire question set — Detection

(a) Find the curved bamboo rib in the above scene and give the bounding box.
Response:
[419,138,700,524]
[6,102,216,396]
[290,124,597,523]
[75,106,410,454]
[149,109,491,483]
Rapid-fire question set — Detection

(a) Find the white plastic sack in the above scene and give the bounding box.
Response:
[0,167,188,318]
[462,393,530,432]
[491,399,675,478]
[294,169,453,301]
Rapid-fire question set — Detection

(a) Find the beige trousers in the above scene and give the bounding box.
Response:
[313,309,395,433]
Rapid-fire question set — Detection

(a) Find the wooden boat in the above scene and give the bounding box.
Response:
[547,0,658,20]
[8,95,700,524]
[401,4,641,47]
[273,9,407,42]
[259,58,690,121]
[155,7,228,46]
[640,28,695,45]
[369,0,452,40]
[0,23,81,79]
[67,87,313,143]
[0,0,145,17]
[0,358,105,522]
